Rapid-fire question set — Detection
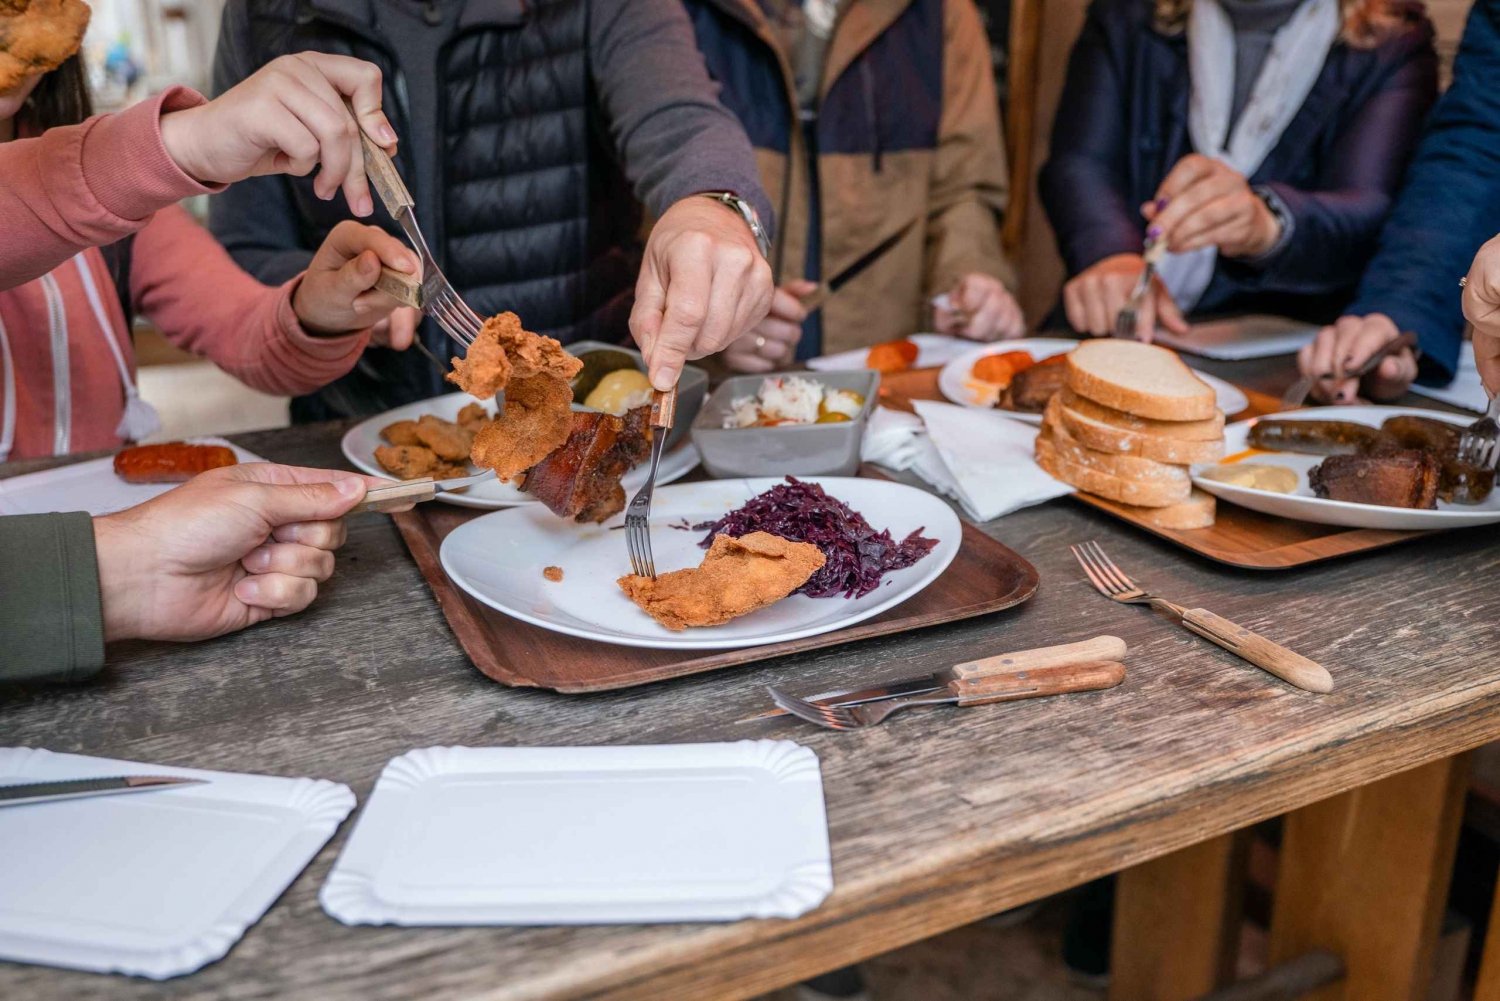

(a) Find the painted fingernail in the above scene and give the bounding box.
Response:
[1156,197,1170,211]
[1146,225,1163,240]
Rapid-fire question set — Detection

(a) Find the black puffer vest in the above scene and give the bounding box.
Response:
[240,0,641,413]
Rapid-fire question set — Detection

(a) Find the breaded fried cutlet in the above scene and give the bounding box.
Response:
[380,419,423,446]
[617,532,825,631]
[0,0,90,91]
[446,312,582,399]
[374,444,439,480]
[456,402,491,430]
[469,373,575,481]
[414,414,474,462]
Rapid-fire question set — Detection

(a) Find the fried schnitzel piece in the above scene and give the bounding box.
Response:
[375,444,439,480]
[446,312,582,400]
[456,402,491,430]
[469,373,574,481]
[617,532,825,631]
[432,461,472,481]
[381,419,423,446]
[0,0,90,91]
[415,414,474,461]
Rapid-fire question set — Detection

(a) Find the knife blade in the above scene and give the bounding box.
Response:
[734,635,1128,723]
[0,775,208,808]
[799,216,921,316]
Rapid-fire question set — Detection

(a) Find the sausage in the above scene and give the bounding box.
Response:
[113,443,238,483]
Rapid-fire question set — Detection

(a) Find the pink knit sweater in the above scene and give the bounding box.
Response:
[0,86,370,461]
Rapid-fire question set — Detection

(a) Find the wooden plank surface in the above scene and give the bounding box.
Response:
[3,356,1499,1000]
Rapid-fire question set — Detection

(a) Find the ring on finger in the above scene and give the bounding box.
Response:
[754,335,767,352]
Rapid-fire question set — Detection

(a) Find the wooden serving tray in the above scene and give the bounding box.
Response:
[878,367,1429,571]
[392,492,1039,692]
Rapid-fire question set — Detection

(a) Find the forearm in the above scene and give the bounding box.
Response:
[589,0,773,231]
[1225,184,1390,294]
[0,513,104,684]
[926,197,1014,295]
[1040,157,1145,273]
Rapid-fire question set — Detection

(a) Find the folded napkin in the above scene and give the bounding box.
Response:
[862,403,1071,522]
[1410,350,1488,414]
[807,333,975,372]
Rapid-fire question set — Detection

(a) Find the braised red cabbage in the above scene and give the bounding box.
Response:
[694,477,937,599]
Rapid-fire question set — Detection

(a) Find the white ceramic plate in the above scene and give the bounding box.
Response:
[320,742,832,926]
[937,339,1250,421]
[0,438,264,517]
[439,476,961,650]
[340,392,699,509]
[806,333,975,372]
[1191,406,1500,530]
[0,747,353,979]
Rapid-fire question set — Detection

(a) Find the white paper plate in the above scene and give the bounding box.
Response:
[439,476,961,650]
[0,747,353,980]
[0,438,264,517]
[340,392,698,509]
[1191,406,1500,530]
[321,742,832,926]
[937,340,1250,421]
[1155,315,1318,361]
[806,333,975,372]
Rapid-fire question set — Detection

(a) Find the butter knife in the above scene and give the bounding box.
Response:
[0,775,207,808]
[736,635,1127,723]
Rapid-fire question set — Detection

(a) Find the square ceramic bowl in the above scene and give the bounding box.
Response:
[691,370,880,479]
[568,340,707,453]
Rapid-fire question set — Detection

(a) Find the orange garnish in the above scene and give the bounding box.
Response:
[970,350,1036,386]
[866,339,920,374]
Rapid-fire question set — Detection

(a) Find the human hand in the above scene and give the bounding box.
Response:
[630,196,774,390]
[934,273,1025,341]
[368,307,423,351]
[1297,314,1418,404]
[721,279,814,373]
[292,221,421,336]
[1463,235,1500,394]
[1144,154,1281,259]
[159,52,394,216]
[1062,253,1187,340]
[93,463,408,644]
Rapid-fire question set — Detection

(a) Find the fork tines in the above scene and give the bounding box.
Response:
[767,686,859,731]
[428,282,484,348]
[1069,540,1142,600]
[625,500,656,579]
[1457,398,1500,470]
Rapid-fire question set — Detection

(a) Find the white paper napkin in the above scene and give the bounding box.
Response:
[807,333,975,372]
[861,403,1071,522]
[1410,350,1489,413]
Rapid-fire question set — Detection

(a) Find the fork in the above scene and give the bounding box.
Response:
[1279,331,1419,412]
[769,661,1127,731]
[1070,541,1333,693]
[1113,228,1166,339]
[356,132,485,349]
[624,387,678,578]
[1458,385,1500,470]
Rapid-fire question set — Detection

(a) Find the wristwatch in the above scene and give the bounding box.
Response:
[700,191,772,261]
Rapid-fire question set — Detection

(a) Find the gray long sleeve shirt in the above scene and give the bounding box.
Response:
[0,513,104,684]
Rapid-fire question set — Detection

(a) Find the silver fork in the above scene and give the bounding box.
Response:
[768,662,1127,731]
[1458,389,1500,470]
[624,387,678,578]
[1069,540,1333,693]
[1113,229,1166,339]
[356,133,484,349]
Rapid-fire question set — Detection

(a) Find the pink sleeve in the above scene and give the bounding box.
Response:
[131,206,371,396]
[0,86,223,289]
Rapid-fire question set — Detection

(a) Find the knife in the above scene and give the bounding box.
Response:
[352,469,498,514]
[0,775,208,808]
[799,216,921,316]
[735,635,1128,723]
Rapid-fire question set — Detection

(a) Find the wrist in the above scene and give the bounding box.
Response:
[696,191,771,260]
[158,105,211,184]
[93,514,148,642]
[1244,190,1287,259]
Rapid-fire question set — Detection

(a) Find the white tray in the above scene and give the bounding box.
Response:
[1155,315,1318,360]
[0,438,264,517]
[0,747,353,979]
[321,742,833,926]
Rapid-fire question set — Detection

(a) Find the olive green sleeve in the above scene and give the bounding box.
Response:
[0,512,105,684]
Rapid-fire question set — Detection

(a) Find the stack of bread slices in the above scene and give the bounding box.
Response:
[1035,340,1224,529]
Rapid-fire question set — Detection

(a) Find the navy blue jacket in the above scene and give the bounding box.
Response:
[1348,0,1500,384]
[1041,0,1437,330]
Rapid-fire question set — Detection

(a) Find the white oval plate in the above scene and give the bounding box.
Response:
[341,391,699,509]
[937,338,1250,421]
[1190,406,1500,530]
[439,476,961,650]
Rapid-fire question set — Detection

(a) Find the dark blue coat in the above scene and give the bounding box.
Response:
[1040,0,1437,332]
[1348,0,1500,383]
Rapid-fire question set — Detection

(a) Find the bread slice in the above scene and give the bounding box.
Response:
[1036,427,1193,508]
[1048,396,1225,465]
[1065,340,1217,422]
[1113,489,1217,530]
[1059,388,1224,441]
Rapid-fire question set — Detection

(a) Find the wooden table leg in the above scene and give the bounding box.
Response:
[1110,831,1248,1001]
[1268,753,1470,1001]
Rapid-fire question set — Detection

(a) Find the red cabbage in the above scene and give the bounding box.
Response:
[694,477,937,599]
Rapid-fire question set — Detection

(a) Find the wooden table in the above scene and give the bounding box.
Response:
[3,355,1499,1001]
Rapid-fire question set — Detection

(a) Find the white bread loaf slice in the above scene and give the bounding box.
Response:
[1058,388,1224,441]
[1035,426,1193,508]
[1047,396,1225,465]
[1113,489,1217,530]
[1066,340,1217,421]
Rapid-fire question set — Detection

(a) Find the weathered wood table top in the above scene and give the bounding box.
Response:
[3,356,1499,1001]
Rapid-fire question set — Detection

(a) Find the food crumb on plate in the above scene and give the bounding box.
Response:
[543,566,564,582]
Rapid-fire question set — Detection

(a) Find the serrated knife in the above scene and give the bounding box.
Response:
[0,775,207,808]
[735,635,1128,723]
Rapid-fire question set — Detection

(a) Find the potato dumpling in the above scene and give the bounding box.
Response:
[584,368,653,415]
